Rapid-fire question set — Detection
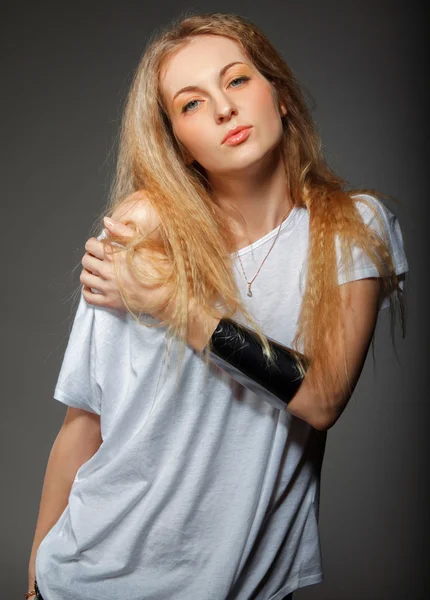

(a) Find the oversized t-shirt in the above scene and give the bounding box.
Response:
[35,193,408,600]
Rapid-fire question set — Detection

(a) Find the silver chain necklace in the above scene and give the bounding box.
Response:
[235,211,289,297]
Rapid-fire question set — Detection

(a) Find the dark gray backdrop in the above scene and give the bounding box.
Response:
[2,1,428,598]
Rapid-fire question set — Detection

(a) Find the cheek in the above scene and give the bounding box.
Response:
[173,118,200,150]
[173,117,215,159]
[253,84,280,120]
[171,119,188,147]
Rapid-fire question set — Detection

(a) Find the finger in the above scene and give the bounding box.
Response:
[81,253,105,278]
[82,285,111,307]
[84,237,106,260]
[80,268,106,292]
[103,217,135,240]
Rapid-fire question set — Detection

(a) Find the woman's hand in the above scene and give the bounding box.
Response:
[80,219,128,313]
[80,217,175,322]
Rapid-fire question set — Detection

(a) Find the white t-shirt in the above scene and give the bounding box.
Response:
[35,194,408,600]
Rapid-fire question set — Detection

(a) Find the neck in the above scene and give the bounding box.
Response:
[208,146,293,251]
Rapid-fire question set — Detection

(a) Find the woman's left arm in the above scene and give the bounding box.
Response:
[186,277,382,431]
[290,276,382,431]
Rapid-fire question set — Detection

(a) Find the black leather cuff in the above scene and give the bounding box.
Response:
[204,318,310,410]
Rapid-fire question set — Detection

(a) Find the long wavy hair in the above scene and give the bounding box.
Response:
[85,11,406,404]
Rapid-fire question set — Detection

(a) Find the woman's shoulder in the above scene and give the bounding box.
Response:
[110,191,162,238]
[351,191,383,212]
[348,192,408,269]
[349,192,400,235]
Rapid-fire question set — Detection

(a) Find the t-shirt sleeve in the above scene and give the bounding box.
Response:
[335,194,409,311]
[53,287,102,415]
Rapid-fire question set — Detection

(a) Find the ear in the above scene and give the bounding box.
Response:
[269,79,287,117]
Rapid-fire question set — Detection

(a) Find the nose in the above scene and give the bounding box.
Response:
[215,97,238,123]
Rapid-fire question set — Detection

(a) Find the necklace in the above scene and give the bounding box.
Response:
[235,207,292,297]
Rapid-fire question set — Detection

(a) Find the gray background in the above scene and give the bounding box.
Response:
[1,1,428,598]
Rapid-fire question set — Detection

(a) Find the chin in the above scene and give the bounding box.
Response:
[235,140,282,171]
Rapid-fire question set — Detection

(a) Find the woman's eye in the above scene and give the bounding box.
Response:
[229,76,250,88]
[181,76,250,113]
[182,99,200,113]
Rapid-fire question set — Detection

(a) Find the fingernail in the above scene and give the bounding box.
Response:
[104,217,114,228]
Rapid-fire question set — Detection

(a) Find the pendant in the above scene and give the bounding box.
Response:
[247,284,253,297]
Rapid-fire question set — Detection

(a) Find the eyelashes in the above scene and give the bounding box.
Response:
[181,76,250,113]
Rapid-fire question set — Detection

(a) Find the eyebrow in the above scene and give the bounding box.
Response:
[171,61,248,104]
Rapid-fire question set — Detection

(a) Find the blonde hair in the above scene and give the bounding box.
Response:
[85,11,406,403]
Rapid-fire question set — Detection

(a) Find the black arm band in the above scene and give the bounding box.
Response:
[203,317,311,411]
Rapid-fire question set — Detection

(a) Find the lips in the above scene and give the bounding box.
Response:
[222,125,252,144]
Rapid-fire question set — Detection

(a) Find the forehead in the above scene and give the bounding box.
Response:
[160,35,251,102]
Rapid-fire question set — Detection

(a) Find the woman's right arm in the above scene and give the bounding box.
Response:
[27,406,103,593]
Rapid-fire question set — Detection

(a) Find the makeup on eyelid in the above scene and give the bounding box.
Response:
[180,75,251,113]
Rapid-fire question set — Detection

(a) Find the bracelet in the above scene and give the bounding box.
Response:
[204,317,310,411]
[25,578,40,598]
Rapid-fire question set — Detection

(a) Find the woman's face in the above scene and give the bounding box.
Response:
[160,35,286,178]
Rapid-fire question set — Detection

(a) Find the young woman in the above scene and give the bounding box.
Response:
[28,12,408,600]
